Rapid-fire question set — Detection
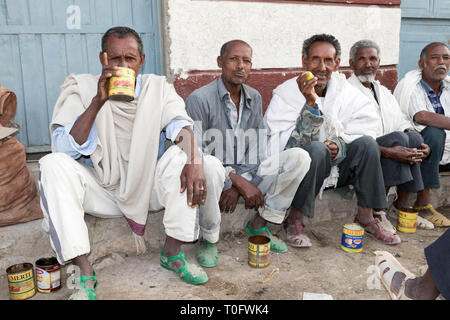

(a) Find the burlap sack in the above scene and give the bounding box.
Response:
[0,87,43,227]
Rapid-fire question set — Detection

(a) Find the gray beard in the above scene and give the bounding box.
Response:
[357,74,376,83]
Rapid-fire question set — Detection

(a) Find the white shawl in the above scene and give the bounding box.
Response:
[347,73,412,136]
[264,72,380,197]
[51,73,193,233]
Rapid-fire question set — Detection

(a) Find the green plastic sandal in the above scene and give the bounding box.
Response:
[160,251,208,285]
[69,270,97,300]
[196,238,218,268]
[245,221,288,253]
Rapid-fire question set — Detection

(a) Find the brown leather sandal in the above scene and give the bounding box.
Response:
[354,216,401,245]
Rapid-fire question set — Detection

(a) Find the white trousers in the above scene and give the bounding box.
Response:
[38,146,225,264]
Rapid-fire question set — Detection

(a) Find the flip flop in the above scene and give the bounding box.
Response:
[160,251,208,285]
[244,221,288,253]
[283,220,312,248]
[413,204,450,227]
[196,238,218,268]
[374,251,416,300]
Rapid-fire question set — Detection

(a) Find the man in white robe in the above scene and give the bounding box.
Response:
[39,27,226,299]
[265,34,401,247]
[394,42,450,228]
[348,39,433,231]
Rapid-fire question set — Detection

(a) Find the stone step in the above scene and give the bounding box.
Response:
[1,161,450,272]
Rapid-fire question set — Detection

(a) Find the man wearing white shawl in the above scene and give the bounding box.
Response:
[348,40,434,231]
[38,27,226,299]
[265,34,401,247]
[394,42,450,228]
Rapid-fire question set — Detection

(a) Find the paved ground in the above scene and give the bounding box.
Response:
[1,208,448,301]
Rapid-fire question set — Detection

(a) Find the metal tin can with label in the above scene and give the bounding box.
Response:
[35,257,61,293]
[6,263,36,300]
[108,67,135,102]
[340,223,364,253]
[248,235,271,268]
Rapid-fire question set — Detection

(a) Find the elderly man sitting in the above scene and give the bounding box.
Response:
[348,39,433,232]
[394,42,450,227]
[264,34,401,247]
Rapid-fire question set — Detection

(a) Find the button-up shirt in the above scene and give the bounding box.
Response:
[185,76,265,190]
[420,79,445,115]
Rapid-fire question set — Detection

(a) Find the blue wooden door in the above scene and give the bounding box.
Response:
[0,0,163,152]
[398,0,450,80]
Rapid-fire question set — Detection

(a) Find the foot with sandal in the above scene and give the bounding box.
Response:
[245,213,288,253]
[375,251,440,300]
[281,207,312,248]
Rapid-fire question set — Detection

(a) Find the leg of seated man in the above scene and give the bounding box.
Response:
[246,147,311,251]
[154,145,222,284]
[337,136,400,245]
[285,141,331,247]
[39,152,123,299]
[415,126,450,226]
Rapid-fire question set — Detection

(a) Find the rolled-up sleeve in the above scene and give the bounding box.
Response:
[52,119,98,159]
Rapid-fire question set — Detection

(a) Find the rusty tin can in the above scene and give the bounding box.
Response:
[6,263,36,300]
[248,235,271,268]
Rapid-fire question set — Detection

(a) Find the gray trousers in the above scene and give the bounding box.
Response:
[291,136,387,217]
[376,130,424,193]
[420,126,446,189]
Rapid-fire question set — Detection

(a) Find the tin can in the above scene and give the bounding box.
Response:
[248,235,271,268]
[340,223,364,253]
[6,263,36,300]
[35,257,61,293]
[397,207,418,233]
[109,67,135,102]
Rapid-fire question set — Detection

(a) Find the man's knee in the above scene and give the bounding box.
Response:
[306,141,330,163]
[378,131,409,147]
[352,136,379,157]
[202,155,226,184]
[39,152,76,174]
[421,126,446,147]
[405,130,424,148]
[281,147,311,172]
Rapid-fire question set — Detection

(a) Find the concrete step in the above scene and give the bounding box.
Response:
[2,162,450,272]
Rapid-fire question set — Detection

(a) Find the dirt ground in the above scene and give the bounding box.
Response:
[1,208,448,301]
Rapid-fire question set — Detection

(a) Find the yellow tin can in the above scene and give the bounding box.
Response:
[341,223,364,253]
[109,67,135,102]
[6,263,36,300]
[397,207,418,233]
[248,235,271,268]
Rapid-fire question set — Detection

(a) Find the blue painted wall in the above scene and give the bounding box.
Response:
[398,0,450,80]
[0,0,163,151]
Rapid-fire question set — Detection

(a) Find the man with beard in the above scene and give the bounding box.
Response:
[394,42,450,227]
[348,40,434,232]
[264,34,401,247]
[185,40,311,264]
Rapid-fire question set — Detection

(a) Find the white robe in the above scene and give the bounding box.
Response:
[347,73,412,137]
[394,70,450,165]
[264,71,381,196]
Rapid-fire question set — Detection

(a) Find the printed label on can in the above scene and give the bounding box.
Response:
[7,265,36,300]
[341,224,364,253]
[36,266,61,293]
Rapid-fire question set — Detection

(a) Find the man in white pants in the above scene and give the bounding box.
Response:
[39,26,225,300]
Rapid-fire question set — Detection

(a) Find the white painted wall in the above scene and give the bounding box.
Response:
[166,0,401,73]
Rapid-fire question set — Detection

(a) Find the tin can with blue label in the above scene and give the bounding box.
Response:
[340,223,364,253]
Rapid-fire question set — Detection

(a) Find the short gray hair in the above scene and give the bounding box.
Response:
[349,40,380,61]
[302,34,341,60]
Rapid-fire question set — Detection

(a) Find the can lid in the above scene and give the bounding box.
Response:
[343,223,362,231]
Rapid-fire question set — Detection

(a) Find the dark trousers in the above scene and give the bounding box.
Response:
[291,136,387,217]
[420,126,446,189]
[424,229,450,300]
[376,130,424,192]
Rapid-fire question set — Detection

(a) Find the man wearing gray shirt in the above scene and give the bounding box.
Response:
[185,40,311,267]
